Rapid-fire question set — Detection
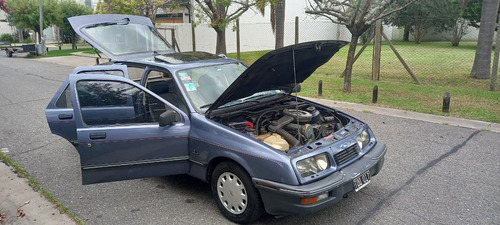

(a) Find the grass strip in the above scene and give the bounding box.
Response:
[0,153,85,225]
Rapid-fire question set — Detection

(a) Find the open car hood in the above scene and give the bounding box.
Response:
[208,40,348,112]
[68,14,175,61]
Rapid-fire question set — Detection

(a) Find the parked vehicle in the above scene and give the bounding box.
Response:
[45,14,386,223]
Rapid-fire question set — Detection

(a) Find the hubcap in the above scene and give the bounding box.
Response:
[216,172,247,215]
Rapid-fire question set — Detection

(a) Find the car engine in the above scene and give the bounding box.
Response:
[212,97,350,152]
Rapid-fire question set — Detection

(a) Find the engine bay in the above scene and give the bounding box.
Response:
[212,97,351,152]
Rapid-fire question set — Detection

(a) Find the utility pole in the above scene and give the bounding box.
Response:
[39,0,45,55]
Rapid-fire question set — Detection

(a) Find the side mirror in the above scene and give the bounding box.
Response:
[159,110,179,127]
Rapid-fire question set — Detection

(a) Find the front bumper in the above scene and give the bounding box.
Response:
[253,141,386,216]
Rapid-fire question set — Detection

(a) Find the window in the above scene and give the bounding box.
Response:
[145,70,188,114]
[127,66,146,82]
[76,80,170,126]
[76,70,125,76]
[55,85,72,108]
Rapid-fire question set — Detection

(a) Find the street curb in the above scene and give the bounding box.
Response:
[303,97,500,133]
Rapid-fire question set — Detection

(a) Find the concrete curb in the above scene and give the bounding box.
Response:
[302,97,500,133]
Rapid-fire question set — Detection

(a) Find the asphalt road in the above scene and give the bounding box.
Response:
[0,53,499,224]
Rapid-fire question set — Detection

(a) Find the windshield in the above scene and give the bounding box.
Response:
[176,63,246,112]
[82,23,172,56]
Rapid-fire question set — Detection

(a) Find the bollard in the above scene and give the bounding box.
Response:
[372,85,378,103]
[318,80,323,96]
[96,57,99,65]
[442,92,450,113]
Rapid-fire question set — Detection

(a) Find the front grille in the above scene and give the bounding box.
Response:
[334,144,358,166]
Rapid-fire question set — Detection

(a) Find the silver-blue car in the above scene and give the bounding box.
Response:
[45,14,386,223]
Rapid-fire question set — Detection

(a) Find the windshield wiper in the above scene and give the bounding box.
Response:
[85,18,130,29]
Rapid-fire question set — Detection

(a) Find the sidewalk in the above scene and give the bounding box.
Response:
[0,161,76,225]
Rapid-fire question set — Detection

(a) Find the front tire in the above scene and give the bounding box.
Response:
[211,162,264,223]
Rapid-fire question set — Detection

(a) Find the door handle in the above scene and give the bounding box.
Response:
[58,114,73,120]
[89,132,106,140]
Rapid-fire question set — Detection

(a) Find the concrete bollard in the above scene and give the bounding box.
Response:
[318,80,323,96]
[443,92,450,113]
[372,85,378,103]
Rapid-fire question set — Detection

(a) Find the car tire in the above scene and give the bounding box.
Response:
[211,162,264,224]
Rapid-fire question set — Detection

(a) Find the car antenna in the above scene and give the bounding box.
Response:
[292,48,301,146]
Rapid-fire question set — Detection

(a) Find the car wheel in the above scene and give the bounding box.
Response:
[211,162,264,223]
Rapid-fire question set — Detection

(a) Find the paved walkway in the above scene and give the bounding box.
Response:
[0,161,76,225]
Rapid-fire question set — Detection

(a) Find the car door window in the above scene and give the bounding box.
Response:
[127,66,146,83]
[76,70,124,76]
[55,84,72,108]
[145,69,188,114]
[76,80,171,126]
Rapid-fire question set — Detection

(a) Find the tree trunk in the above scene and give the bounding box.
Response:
[403,25,410,41]
[274,0,285,49]
[343,35,360,93]
[72,34,77,50]
[471,0,500,79]
[215,28,226,55]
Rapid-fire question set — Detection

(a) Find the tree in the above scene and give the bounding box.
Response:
[274,0,284,48]
[256,0,285,49]
[195,0,255,54]
[5,0,60,42]
[56,0,93,49]
[95,0,138,15]
[306,0,417,93]
[424,0,473,46]
[470,0,500,79]
[385,0,458,44]
[96,0,178,25]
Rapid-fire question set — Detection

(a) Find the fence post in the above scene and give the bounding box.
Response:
[372,20,382,81]
[191,23,196,51]
[372,85,378,103]
[295,16,299,44]
[442,92,450,113]
[318,80,323,96]
[236,19,241,60]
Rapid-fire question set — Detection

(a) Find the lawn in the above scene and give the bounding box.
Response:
[229,41,500,123]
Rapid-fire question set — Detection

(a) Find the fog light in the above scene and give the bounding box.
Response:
[318,193,328,201]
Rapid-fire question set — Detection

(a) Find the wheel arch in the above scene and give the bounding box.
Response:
[206,157,252,184]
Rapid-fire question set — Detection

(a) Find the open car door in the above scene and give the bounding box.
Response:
[46,65,130,143]
[68,74,190,184]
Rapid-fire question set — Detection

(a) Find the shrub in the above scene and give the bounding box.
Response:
[0,33,14,42]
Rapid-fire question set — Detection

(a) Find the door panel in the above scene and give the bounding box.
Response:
[46,80,77,142]
[69,75,190,184]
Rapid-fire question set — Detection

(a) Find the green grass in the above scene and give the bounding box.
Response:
[43,48,97,57]
[229,41,500,123]
[0,153,84,225]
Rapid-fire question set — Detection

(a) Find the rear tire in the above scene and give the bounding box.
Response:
[211,162,264,224]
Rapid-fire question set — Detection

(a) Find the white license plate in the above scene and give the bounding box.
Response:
[353,170,371,192]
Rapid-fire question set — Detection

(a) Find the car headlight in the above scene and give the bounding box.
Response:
[296,153,330,177]
[356,129,370,149]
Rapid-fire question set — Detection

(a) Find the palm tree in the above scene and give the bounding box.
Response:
[470,0,500,79]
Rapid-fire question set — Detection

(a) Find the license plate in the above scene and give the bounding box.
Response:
[353,170,371,192]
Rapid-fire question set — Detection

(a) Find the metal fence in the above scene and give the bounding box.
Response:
[157,19,481,85]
